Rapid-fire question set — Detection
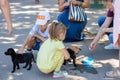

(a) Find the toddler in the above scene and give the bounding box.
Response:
[37,22,70,78]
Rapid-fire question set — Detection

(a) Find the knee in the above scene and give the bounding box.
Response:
[57,15,62,22]
[98,16,106,27]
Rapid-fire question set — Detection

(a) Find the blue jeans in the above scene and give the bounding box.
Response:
[57,9,87,42]
[98,16,113,43]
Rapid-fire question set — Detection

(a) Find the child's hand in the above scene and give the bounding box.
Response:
[34,32,39,37]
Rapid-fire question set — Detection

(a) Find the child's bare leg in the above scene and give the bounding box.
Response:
[27,37,37,50]
[0,0,13,34]
[18,36,36,53]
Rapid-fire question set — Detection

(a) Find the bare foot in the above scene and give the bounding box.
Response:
[7,28,13,35]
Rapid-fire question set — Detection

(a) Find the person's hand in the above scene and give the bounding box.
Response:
[64,1,70,7]
[71,0,79,6]
[89,41,97,51]
[34,31,39,37]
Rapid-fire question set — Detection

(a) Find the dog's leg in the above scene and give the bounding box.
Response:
[17,63,20,69]
[63,60,67,65]
[32,54,36,63]
[67,59,72,62]
[73,58,77,67]
[27,61,32,70]
[11,63,16,73]
[23,62,29,68]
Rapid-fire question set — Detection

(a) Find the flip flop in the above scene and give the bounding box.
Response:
[106,69,120,78]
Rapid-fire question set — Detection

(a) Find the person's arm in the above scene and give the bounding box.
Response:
[61,48,70,60]
[58,0,69,12]
[17,35,35,53]
[94,9,114,42]
[33,32,48,42]
[93,17,113,43]
[89,17,113,50]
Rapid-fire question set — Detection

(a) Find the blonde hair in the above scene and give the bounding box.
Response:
[49,22,66,40]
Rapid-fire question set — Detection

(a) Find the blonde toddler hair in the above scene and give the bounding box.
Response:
[49,22,66,40]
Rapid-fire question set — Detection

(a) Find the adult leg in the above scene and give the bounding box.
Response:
[106,35,120,78]
[106,0,120,78]
[118,35,120,70]
[0,0,13,34]
[108,33,113,43]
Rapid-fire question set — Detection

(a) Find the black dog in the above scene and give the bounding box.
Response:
[63,48,81,67]
[4,48,36,73]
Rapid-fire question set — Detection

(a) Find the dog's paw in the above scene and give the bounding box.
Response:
[32,60,36,63]
[63,62,66,65]
[23,66,27,68]
[11,70,15,73]
[27,68,31,70]
[67,59,72,62]
[17,67,20,69]
[74,64,77,67]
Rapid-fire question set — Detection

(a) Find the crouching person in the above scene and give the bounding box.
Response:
[17,11,51,53]
[36,22,70,78]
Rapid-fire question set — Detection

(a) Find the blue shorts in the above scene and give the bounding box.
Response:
[32,39,41,50]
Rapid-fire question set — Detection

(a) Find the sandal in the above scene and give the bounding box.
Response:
[106,68,120,78]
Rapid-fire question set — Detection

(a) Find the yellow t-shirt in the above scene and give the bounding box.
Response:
[37,38,65,70]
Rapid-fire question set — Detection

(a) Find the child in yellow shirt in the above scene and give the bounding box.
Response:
[37,22,70,78]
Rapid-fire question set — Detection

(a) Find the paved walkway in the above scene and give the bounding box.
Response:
[0,0,119,80]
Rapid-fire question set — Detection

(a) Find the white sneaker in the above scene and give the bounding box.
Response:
[104,43,119,50]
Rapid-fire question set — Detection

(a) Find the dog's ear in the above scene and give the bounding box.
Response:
[8,48,15,54]
[70,46,81,54]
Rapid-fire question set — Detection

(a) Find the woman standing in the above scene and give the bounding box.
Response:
[106,0,120,78]
[0,0,13,34]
